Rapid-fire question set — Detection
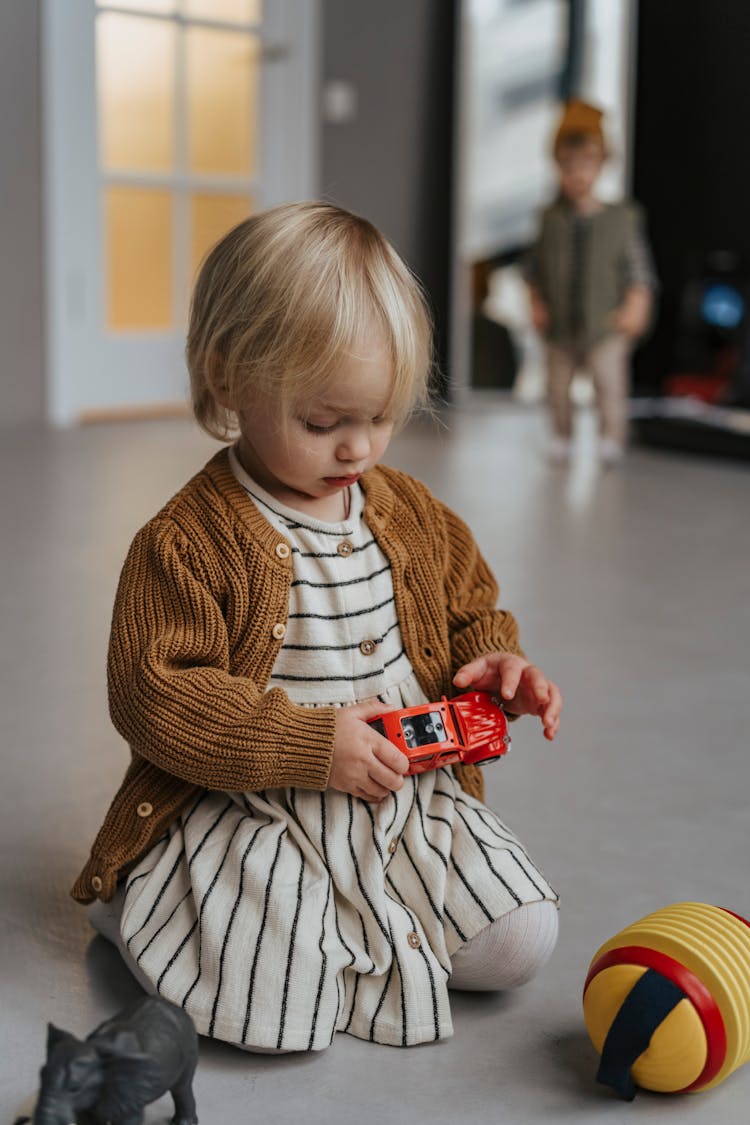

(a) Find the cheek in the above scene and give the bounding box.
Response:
[374,426,393,456]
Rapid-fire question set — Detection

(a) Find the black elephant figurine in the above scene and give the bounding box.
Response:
[24,995,199,1125]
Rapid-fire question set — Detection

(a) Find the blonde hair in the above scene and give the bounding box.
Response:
[187,201,434,441]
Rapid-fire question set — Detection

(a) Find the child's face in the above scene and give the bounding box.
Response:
[236,325,396,519]
[555,140,605,205]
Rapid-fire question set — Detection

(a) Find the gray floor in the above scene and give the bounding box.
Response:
[2,395,749,1123]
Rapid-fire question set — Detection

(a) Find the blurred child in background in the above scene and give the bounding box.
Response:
[526,99,658,465]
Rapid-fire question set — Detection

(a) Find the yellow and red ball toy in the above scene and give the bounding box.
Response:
[583,902,750,1099]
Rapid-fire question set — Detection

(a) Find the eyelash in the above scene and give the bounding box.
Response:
[302,417,388,434]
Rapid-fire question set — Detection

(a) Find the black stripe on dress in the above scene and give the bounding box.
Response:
[270,647,407,684]
[181,815,251,1006]
[235,484,354,537]
[382,877,418,1046]
[277,850,306,1048]
[287,595,394,622]
[319,792,357,963]
[280,620,399,652]
[448,854,496,921]
[242,829,287,1042]
[207,816,273,1037]
[346,795,390,946]
[400,838,444,924]
[128,797,233,952]
[363,801,384,865]
[308,873,333,1050]
[293,538,376,558]
[466,800,554,898]
[414,788,449,870]
[368,958,395,1042]
[454,803,529,904]
[385,877,442,1040]
[290,563,391,590]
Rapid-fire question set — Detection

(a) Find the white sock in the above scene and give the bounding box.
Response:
[448,900,559,991]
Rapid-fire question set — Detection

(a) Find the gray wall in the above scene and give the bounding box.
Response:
[0,0,45,427]
[321,0,456,390]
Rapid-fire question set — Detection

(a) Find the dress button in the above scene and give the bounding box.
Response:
[407,931,422,949]
[136,801,153,818]
[91,875,103,893]
[359,638,376,656]
[388,837,398,855]
[275,541,290,560]
[337,540,353,557]
[272,622,287,640]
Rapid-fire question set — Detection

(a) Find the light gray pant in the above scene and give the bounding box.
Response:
[546,334,632,446]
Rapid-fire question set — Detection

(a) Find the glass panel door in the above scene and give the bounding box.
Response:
[43,0,317,423]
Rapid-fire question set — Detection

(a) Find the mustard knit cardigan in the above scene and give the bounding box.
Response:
[72,449,522,904]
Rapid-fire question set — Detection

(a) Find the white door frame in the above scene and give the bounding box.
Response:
[41,0,320,426]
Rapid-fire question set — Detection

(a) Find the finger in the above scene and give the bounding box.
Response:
[353,787,385,803]
[368,757,407,792]
[541,683,562,738]
[359,780,391,802]
[350,697,394,721]
[500,663,525,701]
[453,656,490,688]
[521,665,552,705]
[542,682,562,723]
[372,739,409,775]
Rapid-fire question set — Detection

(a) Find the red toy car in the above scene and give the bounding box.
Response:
[368,690,511,776]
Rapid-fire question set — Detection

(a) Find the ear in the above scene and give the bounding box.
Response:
[46,1023,76,1053]
[96,1029,149,1064]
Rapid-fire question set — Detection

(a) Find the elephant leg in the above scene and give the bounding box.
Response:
[170,1070,198,1125]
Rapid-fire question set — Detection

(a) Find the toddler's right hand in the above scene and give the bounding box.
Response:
[329,699,409,803]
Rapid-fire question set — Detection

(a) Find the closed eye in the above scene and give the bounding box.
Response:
[303,420,338,434]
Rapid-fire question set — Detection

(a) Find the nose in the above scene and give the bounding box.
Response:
[336,424,371,464]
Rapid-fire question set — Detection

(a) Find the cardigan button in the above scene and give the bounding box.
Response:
[136,801,153,818]
[359,638,376,656]
[388,836,399,855]
[91,875,103,894]
[407,930,422,949]
[337,540,353,557]
[275,541,290,560]
[272,622,287,640]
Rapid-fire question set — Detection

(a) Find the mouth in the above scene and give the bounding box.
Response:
[324,473,361,487]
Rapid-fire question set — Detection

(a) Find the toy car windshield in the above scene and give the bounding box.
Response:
[400,711,448,749]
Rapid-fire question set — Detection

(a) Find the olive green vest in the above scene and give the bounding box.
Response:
[532,200,641,345]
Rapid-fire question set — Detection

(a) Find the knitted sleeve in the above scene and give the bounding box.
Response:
[107,518,335,792]
[437,500,524,673]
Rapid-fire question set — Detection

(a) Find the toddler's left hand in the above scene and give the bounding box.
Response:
[453,653,561,741]
[610,286,652,339]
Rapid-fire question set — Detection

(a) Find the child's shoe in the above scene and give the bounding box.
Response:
[598,437,624,466]
[547,436,571,465]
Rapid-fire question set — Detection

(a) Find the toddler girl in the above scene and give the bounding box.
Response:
[75,202,561,1052]
[526,99,658,465]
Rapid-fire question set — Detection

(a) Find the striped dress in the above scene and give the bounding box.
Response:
[118,452,558,1050]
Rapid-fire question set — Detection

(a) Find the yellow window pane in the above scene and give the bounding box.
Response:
[184,0,262,22]
[186,28,259,176]
[191,193,254,279]
[97,0,177,12]
[106,187,173,330]
[97,13,175,172]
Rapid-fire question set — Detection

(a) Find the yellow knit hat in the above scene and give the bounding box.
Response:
[554,99,605,152]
